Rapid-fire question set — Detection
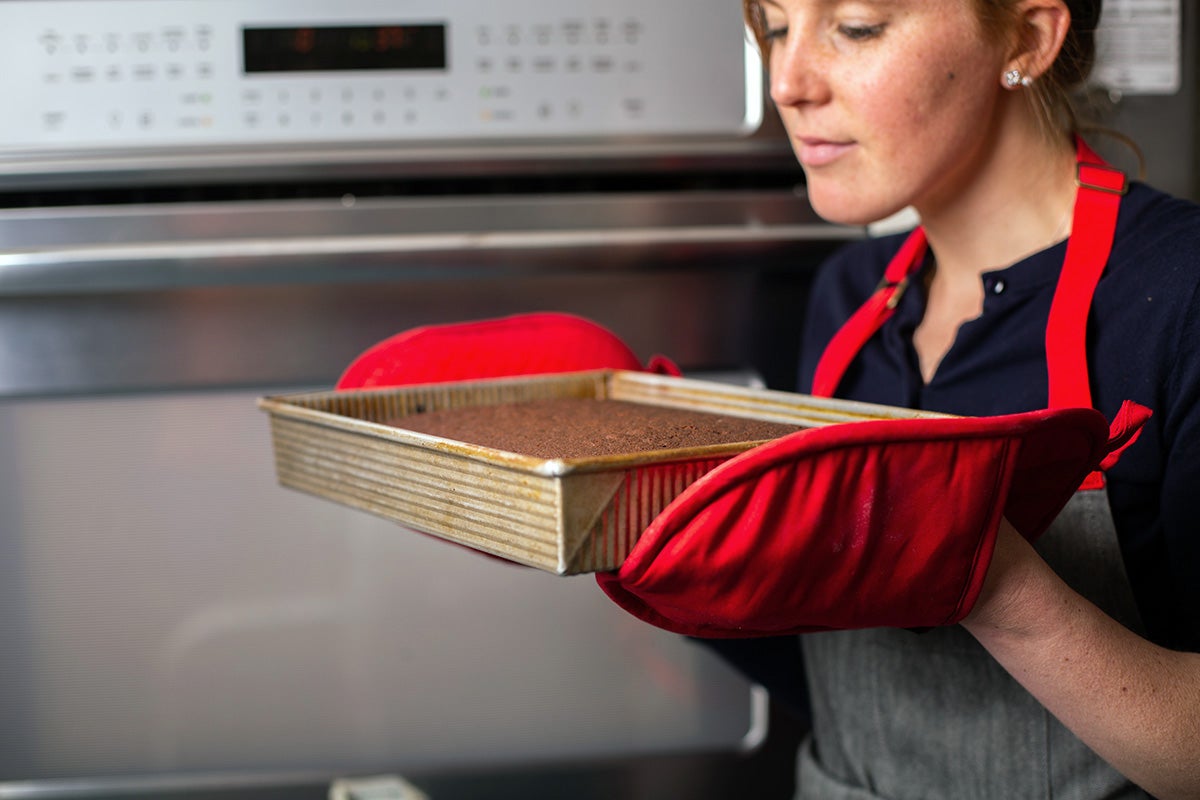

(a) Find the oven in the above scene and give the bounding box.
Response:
[0,1,840,798]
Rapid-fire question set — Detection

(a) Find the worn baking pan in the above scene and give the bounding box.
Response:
[258,370,941,575]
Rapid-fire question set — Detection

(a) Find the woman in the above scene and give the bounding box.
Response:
[741,0,1200,797]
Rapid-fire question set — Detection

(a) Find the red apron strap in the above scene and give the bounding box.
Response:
[1048,136,1128,487]
[811,227,927,398]
[1046,138,1127,409]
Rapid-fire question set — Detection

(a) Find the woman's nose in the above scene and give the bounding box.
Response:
[768,40,830,108]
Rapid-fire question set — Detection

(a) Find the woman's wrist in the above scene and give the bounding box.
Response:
[962,519,1060,640]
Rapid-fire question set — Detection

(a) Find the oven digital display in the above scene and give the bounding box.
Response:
[242,25,447,73]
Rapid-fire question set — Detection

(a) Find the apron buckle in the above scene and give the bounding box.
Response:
[1076,162,1128,196]
[875,275,910,310]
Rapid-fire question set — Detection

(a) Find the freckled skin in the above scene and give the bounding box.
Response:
[762,0,1011,225]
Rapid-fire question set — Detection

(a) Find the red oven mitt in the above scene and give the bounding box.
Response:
[596,401,1151,638]
[336,311,680,389]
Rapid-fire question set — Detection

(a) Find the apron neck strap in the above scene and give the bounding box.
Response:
[810,227,927,398]
[1046,136,1127,410]
[1048,137,1128,489]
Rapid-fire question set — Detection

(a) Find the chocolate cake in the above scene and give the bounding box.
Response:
[388,397,803,459]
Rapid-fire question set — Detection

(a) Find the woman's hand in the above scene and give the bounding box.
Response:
[963,519,1200,800]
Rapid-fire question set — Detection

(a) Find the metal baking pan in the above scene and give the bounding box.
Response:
[258,370,941,575]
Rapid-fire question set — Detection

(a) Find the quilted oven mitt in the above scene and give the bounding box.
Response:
[596,401,1151,638]
[336,311,680,389]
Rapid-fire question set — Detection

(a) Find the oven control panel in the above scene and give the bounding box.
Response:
[0,0,760,152]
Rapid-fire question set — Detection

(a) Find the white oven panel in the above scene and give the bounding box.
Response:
[0,0,760,151]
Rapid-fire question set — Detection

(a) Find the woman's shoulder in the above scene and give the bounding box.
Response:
[1114,182,1200,264]
[1121,180,1200,220]
[1102,184,1200,333]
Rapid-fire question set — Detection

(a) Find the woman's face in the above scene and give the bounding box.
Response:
[756,0,1011,225]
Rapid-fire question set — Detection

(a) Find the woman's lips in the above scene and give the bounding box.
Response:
[795,138,855,167]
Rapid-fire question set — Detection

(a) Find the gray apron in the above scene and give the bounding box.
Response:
[796,479,1148,799]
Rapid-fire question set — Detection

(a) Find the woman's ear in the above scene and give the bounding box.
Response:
[1003,0,1071,84]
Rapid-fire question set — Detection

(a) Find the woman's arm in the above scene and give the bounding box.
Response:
[963,520,1200,800]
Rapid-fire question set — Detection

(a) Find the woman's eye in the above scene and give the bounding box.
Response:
[748,3,786,42]
[838,23,886,41]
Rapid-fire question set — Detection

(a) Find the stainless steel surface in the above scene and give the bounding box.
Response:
[0,190,843,293]
[0,387,760,783]
[0,134,793,191]
[0,187,849,397]
[0,0,763,189]
[0,728,806,800]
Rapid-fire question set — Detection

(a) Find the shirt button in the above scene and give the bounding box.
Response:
[992,279,1007,295]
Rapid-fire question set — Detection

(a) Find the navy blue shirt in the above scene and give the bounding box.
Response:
[798,182,1200,652]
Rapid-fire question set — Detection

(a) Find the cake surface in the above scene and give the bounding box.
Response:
[388,397,802,458]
